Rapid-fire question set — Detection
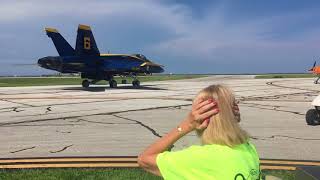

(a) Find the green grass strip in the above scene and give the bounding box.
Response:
[255,74,315,79]
[0,168,295,180]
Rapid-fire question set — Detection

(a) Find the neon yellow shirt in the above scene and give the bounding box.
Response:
[156,142,260,180]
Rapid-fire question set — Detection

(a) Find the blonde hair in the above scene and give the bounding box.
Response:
[196,84,249,147]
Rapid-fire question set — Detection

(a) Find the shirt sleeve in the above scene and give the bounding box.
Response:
[156,146,199,179]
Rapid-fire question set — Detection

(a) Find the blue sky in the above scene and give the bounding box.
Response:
[0,0,320,75]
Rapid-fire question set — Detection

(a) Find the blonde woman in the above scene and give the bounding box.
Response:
[138,85,260,179]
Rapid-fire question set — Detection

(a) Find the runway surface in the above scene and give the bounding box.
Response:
[0,75,319,161]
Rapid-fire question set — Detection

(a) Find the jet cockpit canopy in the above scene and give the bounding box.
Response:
[134,54,150,62]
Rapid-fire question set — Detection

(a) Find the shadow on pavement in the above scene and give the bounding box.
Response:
[61,85,167,91]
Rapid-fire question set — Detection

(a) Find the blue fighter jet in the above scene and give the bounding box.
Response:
[38,24,164,88]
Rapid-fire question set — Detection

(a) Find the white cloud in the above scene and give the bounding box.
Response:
[147,4,320,65]
[0,0,189,33]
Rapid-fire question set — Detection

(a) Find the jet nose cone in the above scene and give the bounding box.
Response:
[159,66,164,73]
[150,65,164,73]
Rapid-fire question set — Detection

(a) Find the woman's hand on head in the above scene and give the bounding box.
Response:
[185,98,219,131]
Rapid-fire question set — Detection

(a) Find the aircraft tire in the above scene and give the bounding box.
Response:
[109,80,117,88]
[132,81,137,87]
[306,109,320,125]
[132,80,140,88]
[82,80,90,88]
[136,80,140,87]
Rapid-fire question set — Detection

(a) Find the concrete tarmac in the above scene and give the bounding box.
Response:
[0,75,319,160]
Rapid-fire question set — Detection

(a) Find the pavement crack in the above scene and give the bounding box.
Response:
[0,98,35,107]
[242,91,317,102]
[75,118,136,125]
[50,144,73,153]
[56,130,71,134]
[113,114,162,138]
[266,81,320,93]
[69,119,82,123]
[45,107,52,113]
[0,104,191,127]
[10,146,36,153]
[1,124,79,127]
[12,107,24,112]
[241,102,304,115]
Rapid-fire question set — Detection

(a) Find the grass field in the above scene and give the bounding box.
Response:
[0,168,295,180]
[0,75,207,87]
[255,73,315,79]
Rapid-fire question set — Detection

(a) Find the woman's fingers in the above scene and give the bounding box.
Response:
[192,100,240,130]
[192,98,204,110]
[194,99,213,111]
[193,97,203,107]
[197,101,217,114]
[196,119,210,130]
[198,108,219,121]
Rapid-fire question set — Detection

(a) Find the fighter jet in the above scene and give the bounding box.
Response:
[38,24,164,88]
[309,61,320,84]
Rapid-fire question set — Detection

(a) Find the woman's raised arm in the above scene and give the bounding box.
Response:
[137,98,218,176]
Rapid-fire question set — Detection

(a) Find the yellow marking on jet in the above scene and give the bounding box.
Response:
[45,28,58,33]
[100,54,137,59]
[78,24,91,31]
[140,62,162,67]
[84,37,91,50]
[100,54,145,61]
[100,54,162,67]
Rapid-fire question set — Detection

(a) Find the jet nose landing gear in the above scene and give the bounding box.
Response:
[82,80,90,88]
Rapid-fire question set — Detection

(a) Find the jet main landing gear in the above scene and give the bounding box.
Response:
[314,77,320,84]
[81,77,140,89]
[132,80,140,88]
[130,74,141,88]
[109,79,117,88]
[82,79,100,88]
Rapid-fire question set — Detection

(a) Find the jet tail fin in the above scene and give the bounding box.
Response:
[45,28,75,56]
[309,61,317,71]
[75,24,100,56]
